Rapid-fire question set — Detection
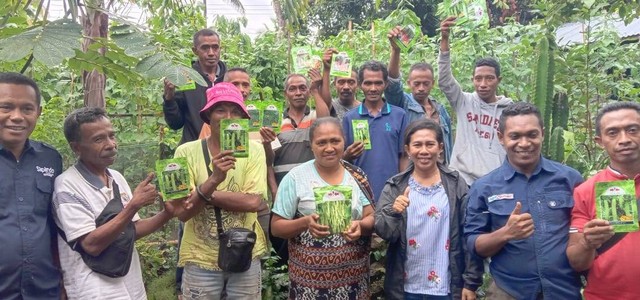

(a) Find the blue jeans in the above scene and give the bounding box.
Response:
[182,260,261,300]
[404,292,452,300]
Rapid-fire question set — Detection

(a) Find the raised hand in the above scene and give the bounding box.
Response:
[440,16,457,41]
[308,68,323,90]
[387,26,403,51]
[392,187,411,214]
[163,78,176,101]
[211,150,236,185]
[504,202,535,241]
[322,48,338,69]
[343,141,365,161]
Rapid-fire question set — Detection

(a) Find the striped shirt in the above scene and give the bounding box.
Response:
[404,176,451,295]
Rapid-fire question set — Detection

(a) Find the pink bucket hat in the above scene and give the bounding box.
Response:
[199,82,250,124]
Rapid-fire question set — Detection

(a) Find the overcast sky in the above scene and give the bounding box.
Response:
[47,0,276,39]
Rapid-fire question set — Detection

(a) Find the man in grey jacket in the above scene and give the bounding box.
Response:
[439,16,513,185]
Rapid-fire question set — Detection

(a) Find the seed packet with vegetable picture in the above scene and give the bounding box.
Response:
[330,50,354,78]
[261,100,283,133]
[395,25,417,52]
[245,100,261,131]
[155,157,191,201]
[313,185,353,235]
[220,119,250,158]
[595,180,639,233]
[352,119,371,150]
[292,46,322,74]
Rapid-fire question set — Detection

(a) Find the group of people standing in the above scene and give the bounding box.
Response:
[1,15,638,300]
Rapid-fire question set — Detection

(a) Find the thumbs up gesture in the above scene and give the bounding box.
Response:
[504,201,535,240]
[392,187,411,214]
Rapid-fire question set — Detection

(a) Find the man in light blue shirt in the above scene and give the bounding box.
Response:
[385,26,453,164]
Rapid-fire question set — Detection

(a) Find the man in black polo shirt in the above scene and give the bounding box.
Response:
[0,72,63,299]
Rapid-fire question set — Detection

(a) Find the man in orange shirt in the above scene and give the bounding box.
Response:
[567,101,640,300]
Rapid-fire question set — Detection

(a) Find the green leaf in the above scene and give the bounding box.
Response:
[0,19,81,66]
[165,64,207,87]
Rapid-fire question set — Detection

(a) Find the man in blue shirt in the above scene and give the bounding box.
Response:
[0,72,63,299]
[343,61,409,202]
[385,26,453,164]
[464,102,583,300]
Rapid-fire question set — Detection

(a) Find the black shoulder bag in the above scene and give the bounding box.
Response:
[202,139,257,272]
[59,181,136,278]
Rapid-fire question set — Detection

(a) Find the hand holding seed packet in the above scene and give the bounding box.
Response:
[220,119,249,158]
[437,0,489,29]
[394,25,417,52]
[330,51,354,78]
[595,180,639,233]
[313,185,353,235]
[352,119,371,150]
[156,157,192,201]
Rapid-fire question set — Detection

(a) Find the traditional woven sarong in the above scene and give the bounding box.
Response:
[288,230,370,300]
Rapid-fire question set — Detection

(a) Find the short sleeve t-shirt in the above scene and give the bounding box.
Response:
[174,139,268,270]
[272,160,370,220]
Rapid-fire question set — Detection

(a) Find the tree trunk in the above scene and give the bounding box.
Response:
[81,9,108,108]
[272,0,287,35]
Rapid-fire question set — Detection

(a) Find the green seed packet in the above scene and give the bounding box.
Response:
[245,101,261,131]
[155,157,191,201]
[220,119,250,158]
[292,46,322,74]
[175,80,196,91]
[352,119,371,150]
[261,100,283,133]
[395,25,417,52]
[436,0,489,30]
[313,185,352,235]
[595,180,639,233]
[330,50,354,78]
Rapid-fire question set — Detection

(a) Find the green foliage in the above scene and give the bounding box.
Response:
[0,19,81,66]
[261,249,289,300]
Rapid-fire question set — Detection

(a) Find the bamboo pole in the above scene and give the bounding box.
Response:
[371,22,375,56]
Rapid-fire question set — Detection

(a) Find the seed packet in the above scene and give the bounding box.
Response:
[313,185,353,235]
[595,180,639,233]
[175,80,196,91]
[292,46,322,74]
[436,0,489,30]
[261,100,283,133]
[330,50,354,78]
[220,119,249,158]
[245,100,261,131]
[394,25,417,52]
[352,119,372,150]
[155,158,191,201]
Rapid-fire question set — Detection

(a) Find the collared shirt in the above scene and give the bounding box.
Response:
[570,166,640,300]
[0,140,62,300]
[342,101,408,202]
[281,105,316,132]
[384,75,453,165]
[464,157,583,300]
[53,162,145,299]
[275,105,316,183]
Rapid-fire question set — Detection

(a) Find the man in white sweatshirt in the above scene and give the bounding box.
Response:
[439,16,513,185]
